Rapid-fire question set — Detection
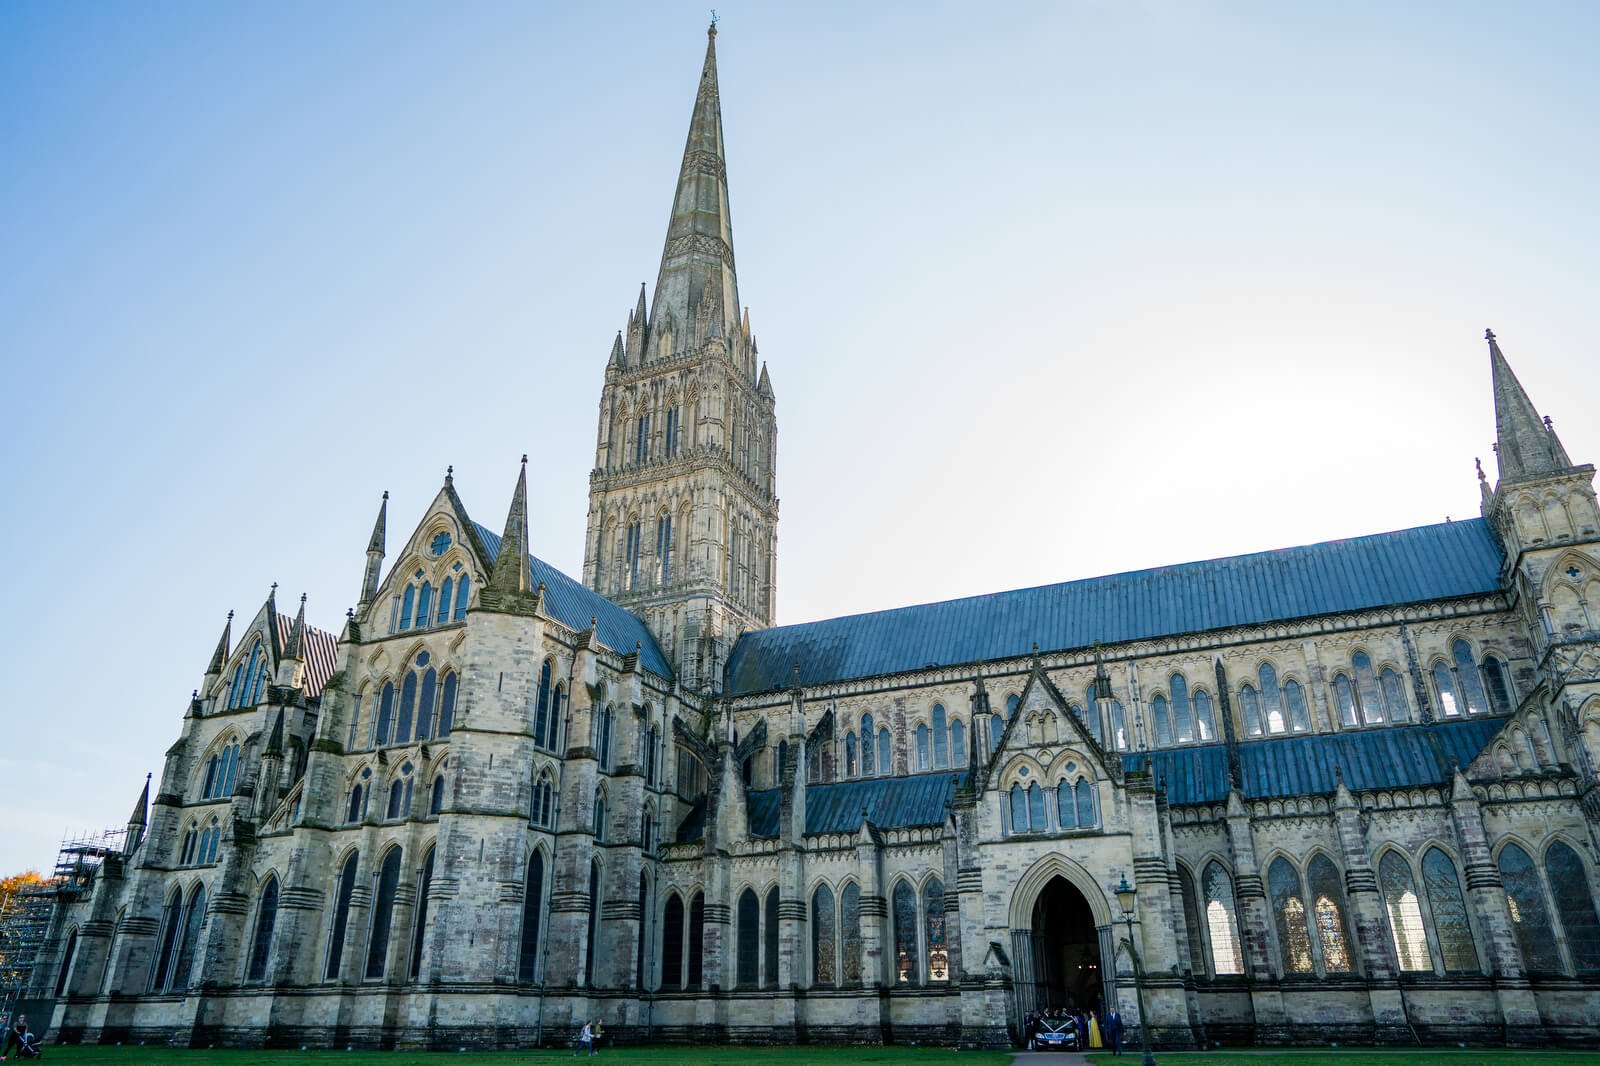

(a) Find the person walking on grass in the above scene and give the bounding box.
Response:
[575,1020,593,1057]
[1105,1006,1124,1055]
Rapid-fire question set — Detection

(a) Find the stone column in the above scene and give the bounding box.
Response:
[1331,779,1410,1042]
[1447,770,1545,1043]
[1224,789,1288,1041]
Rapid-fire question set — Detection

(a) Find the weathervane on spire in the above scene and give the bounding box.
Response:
[710,9,720,31]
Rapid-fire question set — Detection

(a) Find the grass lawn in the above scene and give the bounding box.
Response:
[37,1046,1010,1066]
[1087,1054,1600,1066]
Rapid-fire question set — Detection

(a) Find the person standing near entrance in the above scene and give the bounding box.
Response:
[1089,1009,1103,1049]
[1105,1007,1124,1055]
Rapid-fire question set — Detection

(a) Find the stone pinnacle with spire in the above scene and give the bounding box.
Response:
[206,610,234,677]
[489,455,533,595]
[285,593,308,661]
[1487,329,1573,482]
[359,491,388,607]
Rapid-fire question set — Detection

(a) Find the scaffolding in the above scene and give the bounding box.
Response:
[0,827,126,1026]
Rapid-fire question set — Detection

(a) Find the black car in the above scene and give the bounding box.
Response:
[1034,1017,1081,1051]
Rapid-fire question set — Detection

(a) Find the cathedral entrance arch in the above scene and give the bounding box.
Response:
[1009,855,1116,1037]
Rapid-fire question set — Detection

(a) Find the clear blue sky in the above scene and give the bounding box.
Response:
[3,1,1597,874]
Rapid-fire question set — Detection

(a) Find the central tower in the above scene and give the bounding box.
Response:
[583,25,777,695]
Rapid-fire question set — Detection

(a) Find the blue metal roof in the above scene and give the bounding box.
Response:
[745,771,966,838]
[473,523,673,678]
[725,520,1504,696]
[1124,718,1504,806]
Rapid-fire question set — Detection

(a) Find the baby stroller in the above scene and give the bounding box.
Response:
[13,1030,42,1059]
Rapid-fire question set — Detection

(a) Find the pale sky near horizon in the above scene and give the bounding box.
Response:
[2,1,1597,875]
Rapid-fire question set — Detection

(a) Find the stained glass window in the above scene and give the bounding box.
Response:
[662,893,684,989]
[150,890,181,991]
[397,673,417,742]
[1352,653,1384,724]
[1379,668,1410,723]
[1546,842,1600,973]
[1240,684,1263,737]
[377,683,395,746]
[925,878,948,981]
[1028,782,1045,829]
[246,877,278,983]
[534,659,553,748]
[626,520,642,589]
[400,585,415,630]
[417,582,433,628]
[841,883,862,983]
[325,852,359,980]
[1178,866,1206,975]
[845,732,858,777]
[812,885,836,986]
[345,784,364,825]
[1152,695,1173,746]
[1452,639,1490,715]
[438,671,457,738]
[656,514,673,584]
[951,718,967,766]
[1260,664,1287,734]
[1308,855,1351,972]
[861,714,875,775]
[416,668,437,740]
[932,704,948,768]
[1420,847,1478,973]
[386,780,404,820]
[1194,689,1215,741]
[1269,858,1313,974]
[893,881,919,984]
[437,577,453,624]
[737,888,760,988]
[1203,862,1244,975]
[366,847,403,979]
[1171,674,1194,742]
[453,575,470,620]
[916,724,930,770]
[430,531,451,556]
[877,728,891,774]
[1379,852,1430,971]
[1010,784,1028,832]
[430,773,445,814]
[1500,843,1560,970]
[1076,779,1095,827]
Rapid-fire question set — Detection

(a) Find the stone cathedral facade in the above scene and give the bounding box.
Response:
[35,27,1600,1051]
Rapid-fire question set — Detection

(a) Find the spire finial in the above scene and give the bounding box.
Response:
[446,465,453,484]
[1476,457,1487,484]
[709,9,719,33]
[1485,327,1496,342]
[488,456,532,595]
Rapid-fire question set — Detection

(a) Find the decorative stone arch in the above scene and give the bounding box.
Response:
[1007,852,1115,930]
[997,753,1046,790]
[1043,748,1098,782]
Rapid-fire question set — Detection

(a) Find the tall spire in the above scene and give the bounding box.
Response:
[489,455,532,595]
[206,610,233,677]
[652,24,739,346]
[128,774,150,829]
[285,593,308,661]
[1488,329,1572,482]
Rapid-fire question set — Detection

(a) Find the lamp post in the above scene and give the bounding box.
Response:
[1114,873,1157,1066]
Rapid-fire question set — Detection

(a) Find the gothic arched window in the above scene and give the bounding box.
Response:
[1421,847,1478,973]
[430,772,446,815]
[915,723,930,771]
[736,888,760,988]
[844,732,858,777]
[840,881,862,983]
[171,882,207,991]
[932,704,948,768]
[1009,783,1028,833]
[246,876,279,982]
[877,727,891,774]
[324,851,359,980]
[437,671,457,737]
[397,672,417,741]
[1482,655,1515,713]
[54,927,77,997]
[1203,861,1244,975]
[1027,782,1045,828]
[1259,663,1287,734]
[1056,779,1078,829]
[592,790,608,843]
[951,717,967,767]
[625,519,642,590]
[533,659,554,749]
[585,860,602,987]
[812,884,836,986]
[202,740,240,799]
[1283,680,1312,733]
[365,846,403,979]
[597,705,615,770]
[1193,689,1215,741]
[687,891,705,989]
[416,668,437,740]
[178,822,198,866]
[661,892,684,990]
[376,682,395,746]
[400,585,415,631]
[437,576,453,625]
[149,889,182,991]
[453,575,470,620]
[1333,673,1359,727]
[1240,684,1263,737]
[1178,866,1206,976]
[763,887,779,989]
[1379,668,1410,722]
[409,847,435,980]
[1433,661,1461,718]
[892,880,919,985]
[1452,639,1490,715]
[860,714,875,775]
[1151,695,1172,746]
[1308,854,1352,972]
[416,582,433,629]
[1546,841,1600,973]
[1353,652,1384,725]
[1269,858,1313,974]
[1378,852,1430,971]
[1075,778,1095,827]
[656,513,674,584]
[925,877,948,982]
[1499,842,1560,971]
[518,849,544,982]
[1171,674,1194,742]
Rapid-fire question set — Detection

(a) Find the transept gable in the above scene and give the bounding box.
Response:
[374,483,489,609]
[988,655,1120,791]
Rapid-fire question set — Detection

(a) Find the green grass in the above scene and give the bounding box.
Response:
[36,1046,1010,1066]
[1087,1054,1600,1066]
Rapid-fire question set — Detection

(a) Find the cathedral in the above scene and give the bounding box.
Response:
[30,26,1600,1050]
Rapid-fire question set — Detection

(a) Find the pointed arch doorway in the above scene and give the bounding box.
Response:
[1011,874,1113,1027]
